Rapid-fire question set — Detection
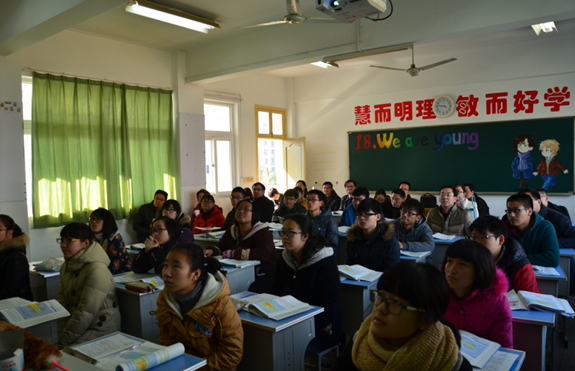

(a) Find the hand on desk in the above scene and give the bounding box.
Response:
[144,236,159,253]
[204,249,214,257]
[398,242,404,250]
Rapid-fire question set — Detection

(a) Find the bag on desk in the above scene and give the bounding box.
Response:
[125,282,156,293]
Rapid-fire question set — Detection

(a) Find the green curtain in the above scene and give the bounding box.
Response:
[32,72,177,228]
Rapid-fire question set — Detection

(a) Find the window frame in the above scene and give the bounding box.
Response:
[255,105,286,184]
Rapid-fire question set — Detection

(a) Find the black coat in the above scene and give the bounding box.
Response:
[325,191,342,212]
[254,196,274,223]
[548,201,571,220]
[0,234,33,301]
[474,195,490,216]
[346,222,400,272]
[132,202,161,243]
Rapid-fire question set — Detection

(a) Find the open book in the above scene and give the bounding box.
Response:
[230,293,313,321]
[400,251,430,258]
[531,265,559,276]
[114,273,165,290]
[0,299,70,328]
[459,330,500,369]
[505,290,575,317]
[433,233,456,240]
[338,265,382,282]
[218,259,260,268]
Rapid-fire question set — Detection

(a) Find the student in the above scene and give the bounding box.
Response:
[503,194,559,267]
[374,189,389,204]
[190,189,210,225]
[133,216,195,274]
[133,189,168,242]
[294,186,308,210]
[305,190,339,251]
[157,243,243,370]
[271,215,342,356]
[56,223,120,348]
[381,188,406,219]
[193,194,226,234]
[454,183,478,219]
[537,188,570,220]
[393,199,435,265]
[0,215,33,301]
[463,183,490,216]
[398,181,412,200]
[223,187,245,230]
[442,239,513,348]
[243,187,253,200]
[89,208,132,274]
[268,187,283,209]
[339,187,370,227]
[322,181,341,212]
[204,200,276,293]
[470,216,541,293]
[252,182,274,223]
[333,262,472,371]
[426,185,473,237]
[339,179,356,211]
[296,180,308,196]
[272,188,306,222]
[162,199,193,231]
[346,199,400,272]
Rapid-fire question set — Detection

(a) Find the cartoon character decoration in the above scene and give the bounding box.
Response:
[511,134,537,190]
[533,139,569,190]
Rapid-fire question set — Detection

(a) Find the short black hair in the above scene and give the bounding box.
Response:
[322,181,333,188]
[283,214,329,265]
[0,215,23,238]
[243,188,253,199]
[168,243,221,286]
[153,216,181,240]
[284,189,299,199]
[401,199,423,216]
[357,198,381,214]
[293,186,303,195]
[232,187,245,196]
[464,183,475,193]
[442,239,495,291]
[308,189,326,203]
[470,215,508,241]
[375,189,387,197]
[344,179,357,187]
[507,194,533,210]
[519,188,541,201]
[352,187,370,198]
[155,189,168,199]
[439,185,455,194]
[536,188,548,197]
[61,222,94,243]
[391,188,406,199]
[236,199,261,226]
[269,188,280,197]
[453,183,465,193]
[90,208,118,240]
[398,181,411,190]
[162,200,182,215]
[252,182,266,192]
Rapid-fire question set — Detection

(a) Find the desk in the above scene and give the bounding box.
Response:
[559,248,574,296]
[340,278,378,337]
[220,263,257,295]
[195,235,220,249]
[113,272,161,343]
[512,310,555,371]
[534,265,566,296]
[400,251,431,263]
[58,353,105,371]
[431,237,463,268]
[29,263,61,301]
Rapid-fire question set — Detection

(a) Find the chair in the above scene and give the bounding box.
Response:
[305,343,340,371]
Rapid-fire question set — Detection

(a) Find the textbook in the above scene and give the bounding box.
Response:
[531,265,560,276]
[400,251,430,258]
[218,259,260,268]
[459,330,500,369]
[114,273,165,290]
[338,226,350,235]
[432,233,456,240]
[337,265,382,282]
[230,293,313,321]
[0,299,70,328]
[505,290,575,317]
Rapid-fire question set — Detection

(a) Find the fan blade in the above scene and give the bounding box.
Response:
[370,65,406,72]
[287,0,302,15]
[305,18,343,23]
[418,58,457,71]
[240,20,287,29]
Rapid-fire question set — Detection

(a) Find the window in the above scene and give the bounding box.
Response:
[255,105,286,191]
[204,101,237,195]
[22,77,32,217]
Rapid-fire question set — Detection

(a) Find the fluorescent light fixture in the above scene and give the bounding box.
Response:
[311,61,332,68]
[125,0,220,34]
[531,22,557,36]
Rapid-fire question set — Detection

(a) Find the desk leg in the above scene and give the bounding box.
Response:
[340,284,374,339]
[513,321,546,371]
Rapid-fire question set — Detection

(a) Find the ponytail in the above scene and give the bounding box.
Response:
[169,243,222,284]
[0,215,23,238]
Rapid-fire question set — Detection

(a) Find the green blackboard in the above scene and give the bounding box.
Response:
[348,117,574,194]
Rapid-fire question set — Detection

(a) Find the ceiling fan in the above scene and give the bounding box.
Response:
[370,46,456,77]
[241,0,341,28]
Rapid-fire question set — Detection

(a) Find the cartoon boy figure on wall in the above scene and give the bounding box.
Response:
[533,139,568,190]
[511,134,537,191]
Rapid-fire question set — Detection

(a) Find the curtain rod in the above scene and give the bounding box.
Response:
[21,67,172,91]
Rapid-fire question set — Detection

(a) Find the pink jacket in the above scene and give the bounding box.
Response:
[444,268,513,348]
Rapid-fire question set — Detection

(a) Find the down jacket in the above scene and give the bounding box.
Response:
[346,221,400,272]
[393,215,435,264]
[194,205,226,234]
[157,271,243,371]
[57,241,121,347]
[444,268,513,348]
[427,204,473,237]
[497,238,541,293]
[307,207,339,250]
[0,233,33,301]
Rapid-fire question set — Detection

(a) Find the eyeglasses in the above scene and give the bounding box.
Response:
[369,290,425,315]
[400,210,418,217]
[306,198,320,203]
[285,197,296,202]
[356,212,377,219]
[57,238,82,245]
[150,228,167,235]
[279,230,303,238]
[440,193,453,197]
[236,208,252,213]
[505,208,527,215]
[163,208,176,213]
[253,188,264,191]
[469,234,500,241]
[88,217,102,222]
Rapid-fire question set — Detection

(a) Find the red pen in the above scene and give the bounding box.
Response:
[52,361,71,371]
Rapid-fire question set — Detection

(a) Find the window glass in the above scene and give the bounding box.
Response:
[205,140,214,192]
[258,111,270,135]
[205,104,231,132]
[272,112,283,135]
[216,140,232,192]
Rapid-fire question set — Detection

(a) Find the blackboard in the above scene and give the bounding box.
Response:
[348,117,574,194]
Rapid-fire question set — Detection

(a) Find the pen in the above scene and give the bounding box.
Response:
[52,361,71,371]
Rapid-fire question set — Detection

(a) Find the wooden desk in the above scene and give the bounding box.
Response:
[559,248,574,296]
[534,265,566,296]
[29,263,61,301]
[340,278,378,338]
[431,237,464,268]
[512,310,555,371]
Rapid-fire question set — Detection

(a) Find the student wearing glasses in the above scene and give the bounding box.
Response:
[470,216,541,293]
[333,262,472,371]
[322,181,341,212]
[271,215,342,357]
[305,190,339,252]
[339,187,370,227]
[89,208,132,274]
[161,199,192,231]
[56,222,120,348]
[272,188,306,222]
[339,179,357,211]
[346,199,400,272]
[502,193,559,267]
[381,188,406,220]
[393,199,435,265]
[204,200,276,293]
[133,189,168,243]
[426,185,473,237]
[193,194,225,234]
[0,215,33,301]
[189,189,210,225]
[132,216,195,274]
[223,187,245,231]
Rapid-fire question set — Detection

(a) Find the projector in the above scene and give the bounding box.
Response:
[315,0,387,21]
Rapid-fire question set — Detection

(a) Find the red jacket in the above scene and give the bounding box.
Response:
[193,205,226,234]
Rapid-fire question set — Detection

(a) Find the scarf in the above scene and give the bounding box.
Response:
[352,315,459,371]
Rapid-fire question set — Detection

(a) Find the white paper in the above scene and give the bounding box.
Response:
[459,330,500,368]
[532,265,559,276]
[0,300,69,328]
[505,290,527,310]
[338,226,350,234]
[72,333,142,360]
[0,298,33,310]
[433,233,456,240]
[482,351,519,371]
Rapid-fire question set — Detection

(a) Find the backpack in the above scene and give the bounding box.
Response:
[420,193,437,209]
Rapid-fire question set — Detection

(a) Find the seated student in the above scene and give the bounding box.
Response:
[322,181,341,212]
[381,189,406,219]
[339,187,370,227]
[454,183,478,219]
[190,189,210,225]
[427,185,473,237]
[398,181,412,200]
[204,200,276,294]
[470,216,541,293]
[243,187,253,200]
[346,199,400,272]
[0,215,33,301]
[252,182,274,223]
[333,261,472,371]
[374,189,389,204]
[133,189,167,243]
[272,189,306,222]
[393,199,435,265]
[271,215,342,356]
[305,190,338,251]
[339,179,356,211]
[296,180,308,198]
[503,194,559,267]
[223,187,245,231]
[464,183,490,216]
[268,187,283,210]
[89,208,132,274]
[56,223,120,348]
[157,243,243,370]
[537,188,571,220]
[133,217,195,274]
[442,239,513,348]
[294,186,308,210]
[161,199,192,231]
[193,194,225,234]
